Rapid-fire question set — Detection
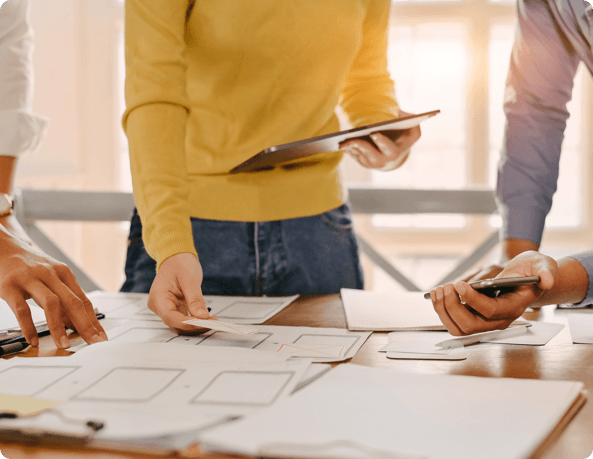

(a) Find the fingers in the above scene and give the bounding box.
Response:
[5,295,39,346]
[431,280,533,336]
[340,123,420,171]
[55,265,108,342]
[43,269,106,345]
[25,280,71,349]
[149,290,208,333]
[431,286,464,336]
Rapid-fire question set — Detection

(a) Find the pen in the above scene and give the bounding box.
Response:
[435,324,530,348]
[0,342,29,357]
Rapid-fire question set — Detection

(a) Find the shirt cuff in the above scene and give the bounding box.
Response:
[567,249,593,306]
[0,110,49,157]
[499,204,548,245]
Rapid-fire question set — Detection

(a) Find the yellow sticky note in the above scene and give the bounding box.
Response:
[0,394,62,417]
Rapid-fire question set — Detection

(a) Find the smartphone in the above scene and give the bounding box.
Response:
[468,276,541,298]
[424,275,540,299]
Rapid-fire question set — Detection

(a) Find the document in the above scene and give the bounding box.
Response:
[483,321,564,346]
[88,291,299,324]
[199,364,584,459]
[567,313,593,344]
[0,342,310,452]
[380,332,468,361]
[341,289,529,332]
[70,321,370,363]
[341,288,446,331]
[184,319,262,336]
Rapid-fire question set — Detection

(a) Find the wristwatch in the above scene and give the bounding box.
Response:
[0,193,14,218]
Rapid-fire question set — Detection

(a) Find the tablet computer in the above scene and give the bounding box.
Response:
[230,109,440,173]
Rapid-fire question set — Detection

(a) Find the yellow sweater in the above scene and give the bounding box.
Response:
[123,0,399,268]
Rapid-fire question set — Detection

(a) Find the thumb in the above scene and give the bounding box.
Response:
[178,273,210,319]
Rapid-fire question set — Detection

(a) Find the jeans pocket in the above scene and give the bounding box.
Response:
[320,203,354,232]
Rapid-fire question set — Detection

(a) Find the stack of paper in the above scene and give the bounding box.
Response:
[88,291,299,324]
[0,342,310,453]
[200,364,584,459]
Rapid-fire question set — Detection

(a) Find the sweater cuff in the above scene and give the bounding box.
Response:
[147,221,197,270]
[567,250,593,306]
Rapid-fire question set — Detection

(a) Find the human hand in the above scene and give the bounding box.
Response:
[429,251,557,335]
[459,264,505,283]
[340,111,421,171]
[148,252,212,333]
[0,226,107,348]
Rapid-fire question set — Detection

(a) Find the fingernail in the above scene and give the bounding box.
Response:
[100,331,109,341]
[455,282,466,295]
[91,334,105,344]
[444,284,453,295]
[30,337,39,347]
[436,289,443,300]
[59,336,70,349]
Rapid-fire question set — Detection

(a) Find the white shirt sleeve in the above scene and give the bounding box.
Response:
[0,0,48,157]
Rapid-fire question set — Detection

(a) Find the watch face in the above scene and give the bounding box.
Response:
[0,194,12,214]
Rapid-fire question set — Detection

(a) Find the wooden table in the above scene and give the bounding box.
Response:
[2,295,592,459]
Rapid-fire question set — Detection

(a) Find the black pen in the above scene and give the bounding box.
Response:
[0,342,29,357]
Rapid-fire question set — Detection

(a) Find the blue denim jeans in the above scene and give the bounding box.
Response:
[120,203,364,295]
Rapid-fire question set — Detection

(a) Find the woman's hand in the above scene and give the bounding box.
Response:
[148,252,213,333]
[340,111,421,171]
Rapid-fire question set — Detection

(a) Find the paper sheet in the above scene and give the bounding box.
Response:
[484,321,564,345]
[183,319,262,336]
[88,291,299,325]
[341,289,528,332]
[341,288,447,331]
[567,313,593,344]
[69,321,370,363]
[382,332,468,361]
[0,343,309,444]
[0,299,47,334]
[199,364,584,459]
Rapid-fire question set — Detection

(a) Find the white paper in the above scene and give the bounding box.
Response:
[341,288,446,331]
[199,364,583,459]
[0,299,47,333]
[484,321,564,345]
[89,291,299,325]
[69,321,370,364]
[293,364,332,393]
[567,313,593,344]
[183,319,262,335]
[271,343,346,359]
[381,332,467,360]
[0,343,309,444]
[380,341,451,354]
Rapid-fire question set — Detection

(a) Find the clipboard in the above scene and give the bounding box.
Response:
[230,109,440,173]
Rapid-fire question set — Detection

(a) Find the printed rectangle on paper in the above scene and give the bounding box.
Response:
[192,371,293,406]
[0,366,79,397]
[217,301,285,320]
[75,367,183,402]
